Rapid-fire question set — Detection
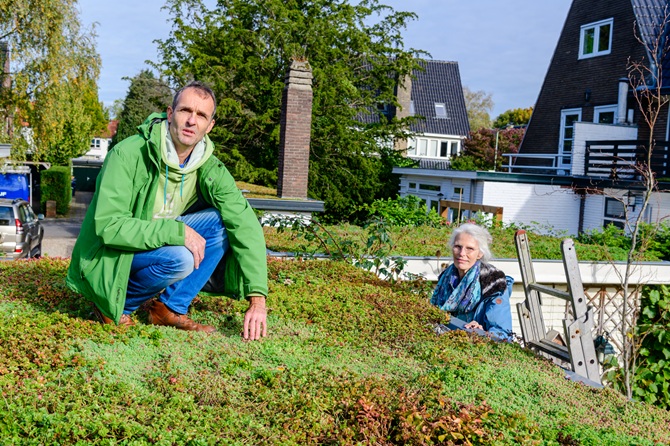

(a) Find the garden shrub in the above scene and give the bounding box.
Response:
[576,224,631,251]
[449,154,479,171]
[360,194,444,227]
[40,166,71,215]
[576,222,670,261]
[634,284,670,409]
[639,222,670,261]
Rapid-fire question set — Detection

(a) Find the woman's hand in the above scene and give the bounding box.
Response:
[464,321,483,331]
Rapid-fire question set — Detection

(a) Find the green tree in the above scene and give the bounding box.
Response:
[492,107,533,128]
[156,0,424,221]
[106,99,125,121]
[463,86,493,131]
[0,0,104,165]
[111,70,173,148]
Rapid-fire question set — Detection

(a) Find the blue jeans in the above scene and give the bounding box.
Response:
[123,208,229,315]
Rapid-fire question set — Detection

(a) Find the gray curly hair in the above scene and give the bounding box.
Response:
[448,223,493,263]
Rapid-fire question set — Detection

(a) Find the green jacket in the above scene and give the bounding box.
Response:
[66,113,268,323]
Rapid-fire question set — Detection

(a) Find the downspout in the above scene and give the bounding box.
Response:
[469,179,476,220]
[578,191,585,234]
[617,78,629,124]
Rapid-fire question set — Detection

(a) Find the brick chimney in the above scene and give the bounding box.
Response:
[394,74,412,151]
[277,59,313,199]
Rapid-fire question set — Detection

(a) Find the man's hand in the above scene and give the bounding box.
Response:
[184,224,206,269]
[243,296,267,341]
[464,320,484,331]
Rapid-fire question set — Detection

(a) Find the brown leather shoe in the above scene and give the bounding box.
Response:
[92,305,135,327]
[148,300,216,333]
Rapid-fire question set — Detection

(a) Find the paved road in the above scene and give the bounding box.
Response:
[41,220,82,258]
[42,219,83,238]
[40,191,91,258]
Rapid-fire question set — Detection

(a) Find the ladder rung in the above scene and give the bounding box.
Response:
[528,283,570,301]
[528,339,571,362]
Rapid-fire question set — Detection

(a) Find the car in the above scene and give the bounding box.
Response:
[0,198,44,260]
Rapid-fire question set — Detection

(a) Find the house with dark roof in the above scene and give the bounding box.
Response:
[518,0,664,170]
[378,59,471,213]
[82,120,118,161]
[403,60,470,167]
[394,0,670,234]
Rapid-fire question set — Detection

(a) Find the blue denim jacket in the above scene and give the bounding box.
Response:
[453,276,514,341]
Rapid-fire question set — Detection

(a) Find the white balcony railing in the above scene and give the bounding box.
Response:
[502,153,568,175]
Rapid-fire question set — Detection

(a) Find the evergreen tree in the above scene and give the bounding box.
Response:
[157,0,424,221]
[111,70,173,148]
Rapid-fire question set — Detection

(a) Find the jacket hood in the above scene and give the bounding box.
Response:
[160,120,212,173]
[137,112,214,172]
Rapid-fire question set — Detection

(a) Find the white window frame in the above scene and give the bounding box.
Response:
[450,141,459,157]
[559,108,582,170]
[440,141,448,157]
[579,18,613,59]
[408,137,458,159]
[603,197,626,229]
[428,140,438,157]
[594,104,618,124]
[418,138,428,156]
[434,103,447,118]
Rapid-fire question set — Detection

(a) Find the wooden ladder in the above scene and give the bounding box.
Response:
[515,230,601,385]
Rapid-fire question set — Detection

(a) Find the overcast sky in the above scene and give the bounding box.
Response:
[78,0,572,118]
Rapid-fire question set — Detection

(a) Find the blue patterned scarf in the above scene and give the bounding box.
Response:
[431,261,482,314]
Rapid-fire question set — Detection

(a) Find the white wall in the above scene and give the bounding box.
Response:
[84,138,111,160]
[646,191,670,223]
[396,168,670,234]
[398,174,479,218]
[482,181,581,234]
[582,193,604,232]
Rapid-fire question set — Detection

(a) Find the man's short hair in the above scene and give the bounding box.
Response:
[172,81,217,118]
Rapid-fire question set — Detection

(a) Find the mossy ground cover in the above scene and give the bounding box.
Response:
[1,258,669,445]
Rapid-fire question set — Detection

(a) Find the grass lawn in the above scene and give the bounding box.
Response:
[1,257,669,444]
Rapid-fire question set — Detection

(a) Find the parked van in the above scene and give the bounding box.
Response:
[0,168,31,202]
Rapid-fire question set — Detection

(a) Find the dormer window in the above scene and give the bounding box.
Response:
[434,103,447,118]
[579,18,613,59]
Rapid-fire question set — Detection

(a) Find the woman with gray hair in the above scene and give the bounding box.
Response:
[431,223,513,340]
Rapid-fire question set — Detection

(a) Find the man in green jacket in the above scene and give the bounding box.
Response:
[66,81,268,340]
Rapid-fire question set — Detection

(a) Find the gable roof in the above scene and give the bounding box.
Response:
[631,0,670,92]
[356,59,470,138]
[409,60,470,137]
